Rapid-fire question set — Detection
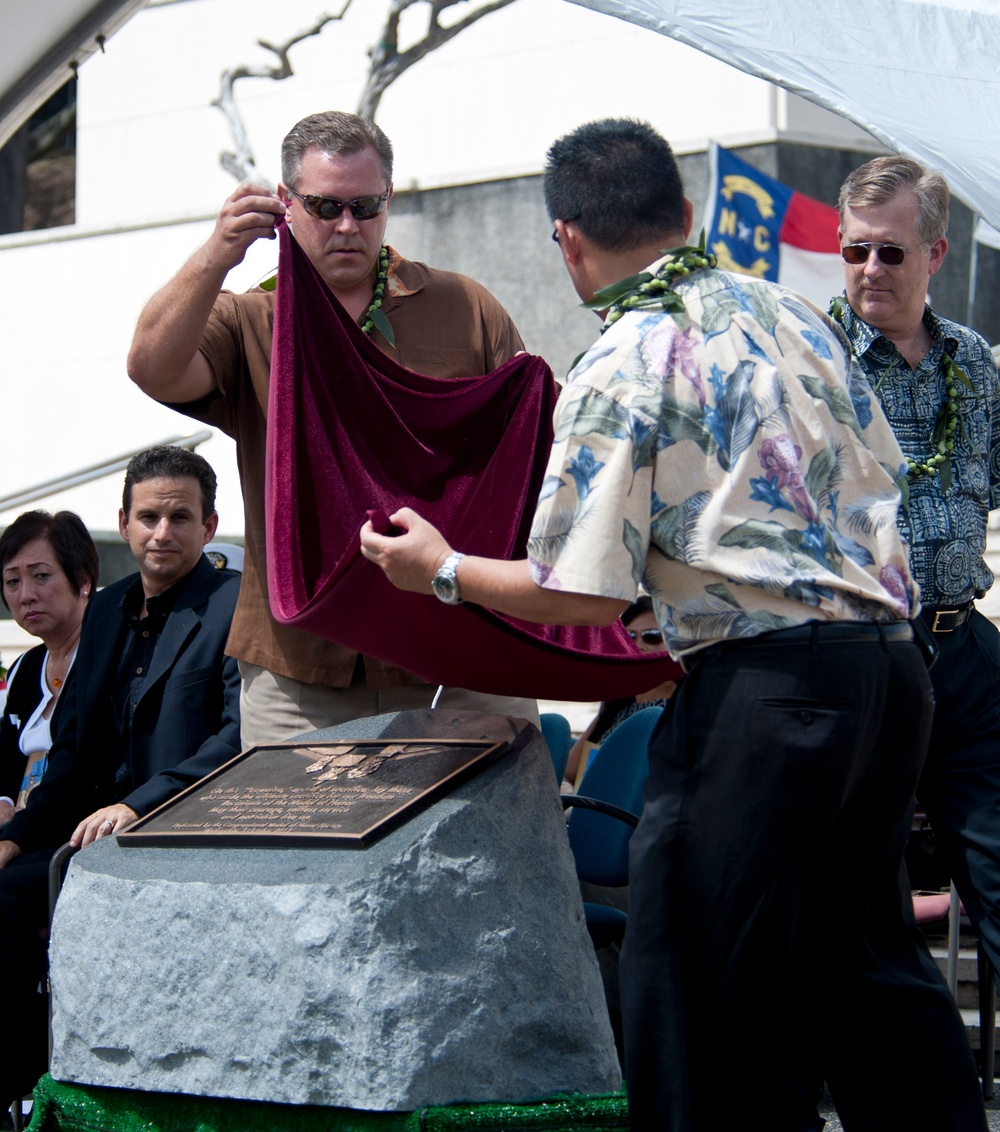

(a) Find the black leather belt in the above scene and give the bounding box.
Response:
[690,620,916,669]
[920,603,973,633]
[752,621,915,645]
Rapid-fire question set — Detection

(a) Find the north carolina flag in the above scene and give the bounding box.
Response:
[702,143,843,309]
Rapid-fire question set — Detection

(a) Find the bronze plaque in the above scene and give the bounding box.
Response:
[117,737,510,849]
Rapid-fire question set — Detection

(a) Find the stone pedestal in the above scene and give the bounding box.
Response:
[48,710,620,1110]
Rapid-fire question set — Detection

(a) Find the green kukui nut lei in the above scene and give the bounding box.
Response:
[258,245,395,348]
[359,245,394,346]
[829,295,974,488]
[902,351,967,482]
[583,232,717,331]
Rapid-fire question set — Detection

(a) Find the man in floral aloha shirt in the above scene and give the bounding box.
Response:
[361,121,986,1131]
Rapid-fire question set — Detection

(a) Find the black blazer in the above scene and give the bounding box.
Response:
[5,554,242,853]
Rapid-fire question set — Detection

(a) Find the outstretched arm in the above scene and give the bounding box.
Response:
[128,182,286,404]
[359,507,628,627]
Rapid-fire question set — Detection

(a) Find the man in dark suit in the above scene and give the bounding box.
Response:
[0,444,241,1114]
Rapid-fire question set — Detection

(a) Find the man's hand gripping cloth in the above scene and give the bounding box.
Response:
[265,223,681,700]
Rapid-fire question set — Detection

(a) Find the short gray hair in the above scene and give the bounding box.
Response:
[838,156,949,244]
[281,111,393,188]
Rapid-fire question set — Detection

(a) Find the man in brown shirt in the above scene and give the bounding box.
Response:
[128,111,536,745]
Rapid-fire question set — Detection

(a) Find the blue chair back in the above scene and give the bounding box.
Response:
[567,706,662,888]
[540,712,573,782]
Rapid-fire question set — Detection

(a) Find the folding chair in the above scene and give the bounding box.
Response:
[539,712,573,783]
[561,706,662,947]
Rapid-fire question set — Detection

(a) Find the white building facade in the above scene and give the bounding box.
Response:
[0,0,885,660]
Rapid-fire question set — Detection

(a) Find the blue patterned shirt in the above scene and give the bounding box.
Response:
[838,301,1000,606]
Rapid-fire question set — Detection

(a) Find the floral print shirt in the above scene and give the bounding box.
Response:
[837,300,1000,607]
[526,259,917,661]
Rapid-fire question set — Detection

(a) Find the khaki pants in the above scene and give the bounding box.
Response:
[238,660,539,748]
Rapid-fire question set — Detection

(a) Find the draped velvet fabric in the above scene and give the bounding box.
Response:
[265,223,682,700]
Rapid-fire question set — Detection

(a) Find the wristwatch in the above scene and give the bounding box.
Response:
[431,552,466,605]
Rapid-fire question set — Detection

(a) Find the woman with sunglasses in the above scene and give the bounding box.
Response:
[562,595,680,791]
[0,511,99,826]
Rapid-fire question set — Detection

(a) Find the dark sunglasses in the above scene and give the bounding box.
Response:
[287,186,390,222]
[841,242,909,266]
[628,628,664,645]
[551,215,582,243]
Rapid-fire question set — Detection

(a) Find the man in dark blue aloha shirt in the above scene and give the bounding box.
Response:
[835,155,1000,987]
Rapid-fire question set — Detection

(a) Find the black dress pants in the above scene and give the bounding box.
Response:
[620,627,985,1132]
[918,610,1000,986]
[0,846,59,1107]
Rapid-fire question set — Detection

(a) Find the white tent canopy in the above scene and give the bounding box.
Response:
[569,0,1000,229]
[2,0,997,223]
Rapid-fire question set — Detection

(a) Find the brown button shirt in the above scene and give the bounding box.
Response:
[174,248,525,688]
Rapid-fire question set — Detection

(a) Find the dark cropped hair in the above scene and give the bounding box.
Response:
[544,118,686,252]
[123,446,217,522]
[839,156,949,244]
[622,594,654,627]
[0,510,99,610]
[281,110,393,188]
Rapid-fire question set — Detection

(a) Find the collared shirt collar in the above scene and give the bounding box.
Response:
[384,246,429,301]
[118,573,182,624]
[836,295,960,364]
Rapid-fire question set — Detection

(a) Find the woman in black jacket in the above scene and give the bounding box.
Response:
[0,511,99,824]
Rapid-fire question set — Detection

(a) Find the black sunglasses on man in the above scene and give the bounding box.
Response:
[287,186,390,222]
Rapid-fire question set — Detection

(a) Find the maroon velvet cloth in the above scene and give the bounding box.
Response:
[265,223,683,699]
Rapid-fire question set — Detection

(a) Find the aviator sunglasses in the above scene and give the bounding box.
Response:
[841,241,911,266]
[628,628,664,646]
[287,186,390,222]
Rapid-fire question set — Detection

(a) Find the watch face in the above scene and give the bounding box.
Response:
[432,552,464,604]
[433,574,459,604]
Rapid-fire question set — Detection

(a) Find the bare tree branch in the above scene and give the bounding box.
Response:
[214,0,518,182]
[213,1,354,185]
[358,0,517,121]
